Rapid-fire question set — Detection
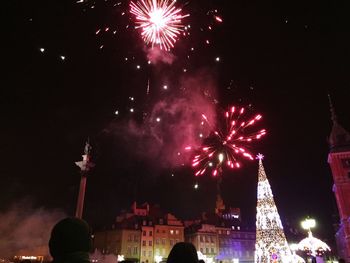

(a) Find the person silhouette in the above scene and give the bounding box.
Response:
[167,242,198,263]
[49,217,92,263]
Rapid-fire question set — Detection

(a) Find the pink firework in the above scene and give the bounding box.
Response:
[130,0,189,51]
[189,106,266,177]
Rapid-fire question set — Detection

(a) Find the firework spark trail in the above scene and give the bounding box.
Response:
[187,106,266,177]
[130,0,189,50]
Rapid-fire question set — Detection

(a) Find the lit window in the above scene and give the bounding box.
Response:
[162,248,165,255]
[175,230,179,235]
[170,230,174,234]
[143,220,146,226]
[237,226,240,230]
[227,230,230,235]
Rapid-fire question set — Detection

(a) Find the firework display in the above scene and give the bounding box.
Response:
[130,0,189,50]
[188,106,266,177]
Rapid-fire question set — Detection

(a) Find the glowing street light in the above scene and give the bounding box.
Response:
[117,255,125,262]
[301,218,316,232]
[154,255,162,263]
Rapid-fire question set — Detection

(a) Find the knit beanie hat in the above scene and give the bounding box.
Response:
[49,217,92,258]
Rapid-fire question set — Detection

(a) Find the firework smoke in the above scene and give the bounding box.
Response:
[0,200,66,259]
[107,70,217,170]
[146,47,176,64]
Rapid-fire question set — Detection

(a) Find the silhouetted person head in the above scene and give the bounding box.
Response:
[49,217,92,263]
[338,259,345,263]
[167,242,198,263]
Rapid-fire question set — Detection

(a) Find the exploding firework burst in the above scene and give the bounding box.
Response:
[187,106,266,177]
[130,0,189,51]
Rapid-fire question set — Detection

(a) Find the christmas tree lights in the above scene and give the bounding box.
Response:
[255,154,292,263]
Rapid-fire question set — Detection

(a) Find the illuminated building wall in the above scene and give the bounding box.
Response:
[328,100,350,262]
[93,202,184,263]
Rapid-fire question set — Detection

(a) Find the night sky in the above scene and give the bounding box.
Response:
[4,0,349,247]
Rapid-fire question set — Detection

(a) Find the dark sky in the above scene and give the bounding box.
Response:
[3,0,349,247]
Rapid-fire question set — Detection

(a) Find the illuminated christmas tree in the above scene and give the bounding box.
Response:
[255,154,292,263]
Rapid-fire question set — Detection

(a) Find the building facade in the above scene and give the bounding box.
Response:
[94,199,256,263]
[185,195,256,263]
[93,202,185,263]
[327,100,350,262]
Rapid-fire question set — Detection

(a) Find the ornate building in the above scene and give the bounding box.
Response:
[93,202,184,263]
[327,98,350,261]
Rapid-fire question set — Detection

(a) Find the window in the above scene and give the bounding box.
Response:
[142,241,146,246]
[156,238,160,245]
[200,236,204,242]
[156,229,160,233]
[133,247,138,255]
[210,236,214,243]
[128,235,132,241]
[205,236,209,242]
[162,238,166,245]
[149,231,153,237]
[155,249,160,255]
[143,220,146,226]
[127,246,131,255]
[211,248,214,254]
[206,248,209,254]
[143,231,146,236]
[159,218,164,224]
[170,230,174,234]
[218,230,222,234]
[148,251,152,257]
[162,230,166,233]
[175,230,179,235]
[227,230,230,235]
[162,248,166,256]
[170,239,174,246]
[143,250,146,257]
[149,240,152,246]
[237,226,240,230]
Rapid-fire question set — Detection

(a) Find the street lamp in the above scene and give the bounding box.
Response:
[301,218,316,233]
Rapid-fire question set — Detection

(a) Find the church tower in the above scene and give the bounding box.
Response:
[327,96,350,261]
